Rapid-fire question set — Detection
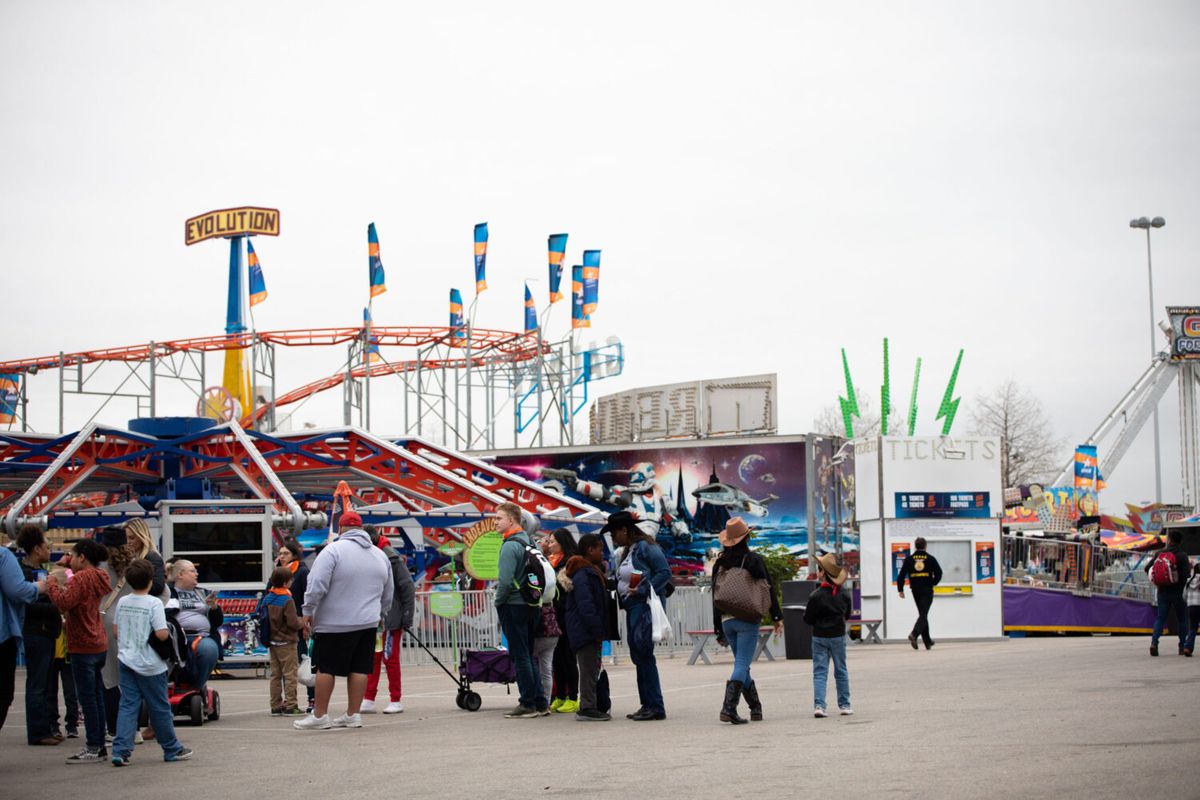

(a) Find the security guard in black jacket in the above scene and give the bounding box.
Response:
[897,537,942,650]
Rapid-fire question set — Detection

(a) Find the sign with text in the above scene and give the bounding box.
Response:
[975,541,995,584]
[895,491,990,519]
[185,206,280,245]
[891,542,910,585]
[463,521,502,580]
[1167,306,1200,360]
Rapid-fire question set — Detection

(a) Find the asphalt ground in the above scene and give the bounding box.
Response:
[2,636,1197,800]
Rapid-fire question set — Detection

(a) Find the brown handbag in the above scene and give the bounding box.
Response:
[714,556,772,622]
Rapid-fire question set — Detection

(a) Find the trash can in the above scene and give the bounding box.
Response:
[781,580,820,660]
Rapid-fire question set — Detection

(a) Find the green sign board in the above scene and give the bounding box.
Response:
[465,531,503,580]
[438,541,465,557]
[429,591,464,619]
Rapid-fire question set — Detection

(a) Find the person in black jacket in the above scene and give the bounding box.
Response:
[1146,528,1192,657]
[897,537,942,650]
[711,518,782,725]
[16,526,64,745]
[803,553,852,717]
[562,534,611,721]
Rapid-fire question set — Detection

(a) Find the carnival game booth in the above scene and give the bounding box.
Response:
[854,436,1004,641]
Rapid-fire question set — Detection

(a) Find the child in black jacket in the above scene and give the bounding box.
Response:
[803,553,852,718]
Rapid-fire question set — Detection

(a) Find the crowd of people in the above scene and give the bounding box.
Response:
[5,508,1196,757]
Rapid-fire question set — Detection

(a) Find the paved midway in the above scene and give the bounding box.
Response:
[2,637,1196,799]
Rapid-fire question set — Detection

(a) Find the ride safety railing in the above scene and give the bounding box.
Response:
[1001,534,1155,602]
[401,586,728,668]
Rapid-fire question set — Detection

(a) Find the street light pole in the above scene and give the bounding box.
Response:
[1130,215,1166,503]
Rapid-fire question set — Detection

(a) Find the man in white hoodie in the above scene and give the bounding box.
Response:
[294,512,393,731]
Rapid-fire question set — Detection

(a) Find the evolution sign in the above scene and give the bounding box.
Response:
[185,206,280,245]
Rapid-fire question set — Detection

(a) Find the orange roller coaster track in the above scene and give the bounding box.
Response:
[0,326,543,374]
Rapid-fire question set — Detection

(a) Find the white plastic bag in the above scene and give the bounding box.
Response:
[649,586,671,644]
[297,642,315,688]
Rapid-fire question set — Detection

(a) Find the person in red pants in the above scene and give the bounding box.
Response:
[362,527,415,714]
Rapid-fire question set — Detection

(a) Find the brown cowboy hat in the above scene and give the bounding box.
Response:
[719,517,752,548]
[816,552,847,586]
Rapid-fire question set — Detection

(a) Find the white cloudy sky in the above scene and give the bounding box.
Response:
[1,1,1197,512]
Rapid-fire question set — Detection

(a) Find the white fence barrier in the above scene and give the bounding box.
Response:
[402,586,741,668]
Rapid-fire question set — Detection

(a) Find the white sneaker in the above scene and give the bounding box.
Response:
[813,707,828,718]
[359,700,377,714]
[293,713,332,730]
[382,701,404,714]
[332,713,363,728]
[839,707,854,716]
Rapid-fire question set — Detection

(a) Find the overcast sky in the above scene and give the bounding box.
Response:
[2,1,1197,513]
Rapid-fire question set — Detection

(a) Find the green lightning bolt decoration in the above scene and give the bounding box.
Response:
[936,349,964,435]
[838,348,859,438]
[907,357,922,436]
[880,338,891,436]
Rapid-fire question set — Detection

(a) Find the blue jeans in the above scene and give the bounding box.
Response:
[626,601,664,714]
[23,633,57,743]
[1151,590,1187,647]
[812,635,850,710]
[70,652,107,750]
[498,604,545,710]
[187,635,220,693]
[114,665,182,760]
[722,618,759,685]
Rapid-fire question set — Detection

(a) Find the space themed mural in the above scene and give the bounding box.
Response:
[491,437,856,570]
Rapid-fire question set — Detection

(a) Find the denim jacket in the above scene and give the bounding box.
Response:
[618,540,672,608]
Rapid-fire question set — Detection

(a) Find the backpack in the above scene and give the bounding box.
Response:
[255,595,273,648]
[516,543,556,607]
[1149,550,1179,588]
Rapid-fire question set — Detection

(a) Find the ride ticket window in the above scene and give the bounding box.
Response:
[923,540,972,587]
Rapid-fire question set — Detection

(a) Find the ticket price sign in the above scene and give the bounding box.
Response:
[975,542,995,584]
[891,543,910,585]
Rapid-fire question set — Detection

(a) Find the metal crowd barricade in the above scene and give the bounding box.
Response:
[401,586,720,667]
[1001,535,1154,602]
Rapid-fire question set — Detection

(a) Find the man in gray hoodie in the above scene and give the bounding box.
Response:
[294,512,393,731]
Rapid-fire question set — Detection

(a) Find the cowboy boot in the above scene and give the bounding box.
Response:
[742,681,763,721]
[720,681,747,724]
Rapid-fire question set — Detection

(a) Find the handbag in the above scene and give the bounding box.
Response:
[714,555,772,622]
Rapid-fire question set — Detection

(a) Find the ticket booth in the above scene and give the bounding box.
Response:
[855,436,1004,641]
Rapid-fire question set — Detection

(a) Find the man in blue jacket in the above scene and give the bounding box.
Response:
[493,502,547,719]
[604,510,672,721]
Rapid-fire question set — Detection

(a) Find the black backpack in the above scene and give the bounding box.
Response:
[515,543,554,607]
[148,612,188,670]
[255,596,274,649]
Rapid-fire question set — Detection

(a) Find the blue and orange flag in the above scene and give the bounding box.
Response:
[571,266,590,329]
[363,307,381,363]
[368,223,387,297]
[548,233,567,304]
[474,223,488,294]
[0,373,19,425]
[247,241,268,307]
[524,283,537,333]
[1074,445,1105,492]
[582,249,600,315]
[449,288,466,346]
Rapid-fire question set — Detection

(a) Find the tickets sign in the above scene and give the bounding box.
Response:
[185,207,280,245]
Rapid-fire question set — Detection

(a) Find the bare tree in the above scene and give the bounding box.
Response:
[812,389,903,438]
[968,379,1063,488]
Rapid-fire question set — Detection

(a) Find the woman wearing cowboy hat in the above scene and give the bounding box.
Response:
[803,553,853,718]
[711,518,783,724]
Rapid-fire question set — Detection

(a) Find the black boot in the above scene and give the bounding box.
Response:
[720,681,747,724]
[742,681,763,721]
